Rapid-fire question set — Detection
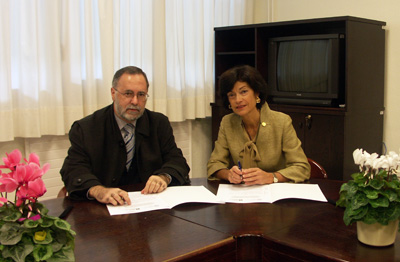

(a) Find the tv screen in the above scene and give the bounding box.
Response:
[268,34,343,107]
[277,39,330,93]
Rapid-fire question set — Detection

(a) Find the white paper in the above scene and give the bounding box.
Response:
[107,186,224,215]
[217,183,327,203]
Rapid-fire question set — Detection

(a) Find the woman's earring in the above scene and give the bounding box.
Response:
[229,104,232,109]
[256,97,261,103]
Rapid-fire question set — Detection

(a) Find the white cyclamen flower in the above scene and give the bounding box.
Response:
[388,151,400,168]
[353,149,364,165]
[364,152,378,169]
[372,156,389,172]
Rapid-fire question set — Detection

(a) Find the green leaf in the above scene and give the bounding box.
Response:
[0,223,26,245]
[43,215,59,220]
[380,189,399,202]
[0,205,21,223]
[368,178,384,190]
[51,240,64,253]
[1,238,34,262]
[54,219,71,231]
[40,217,54,228]
[47,245,75,262]
[350,192,369,210]
[50,230,67,246]
[386,179,400,191]
[376,205,400,224]
[388,205,400,221]
[23,219,40,229]
[32,244,53,261]
[336,192,347,207]
[343,203,368,225]
[339,182,359,201]
[339,181,353,193]
[343,208,354,225]
[362,187,379,199]
[350,172,364,181]
[351,172,365,182]
[369,196,389,208]
[362,214,378,224]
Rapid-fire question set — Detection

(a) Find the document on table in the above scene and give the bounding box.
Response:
[216,183,327,203]
[107,185,224,215]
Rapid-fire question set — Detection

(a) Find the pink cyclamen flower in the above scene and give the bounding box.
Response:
[0,149,22,171]
[25,153,50,174]
[16,178,47,205]
[0,197,8,207]
[26,153,40,166]
[14,163,44,185]
[0,149,49,206]
[18,213,41,222]
[0,175,19,193]
[27,179,47,198]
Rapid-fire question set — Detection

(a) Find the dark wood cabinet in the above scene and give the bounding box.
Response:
[270,104,345,180]
[212,16,386,180]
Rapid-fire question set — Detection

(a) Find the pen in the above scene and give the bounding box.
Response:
[238,161,243,181]
[59,206,73,219]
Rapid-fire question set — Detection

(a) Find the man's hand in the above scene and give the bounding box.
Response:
[88,185,131,206]
[141,175,169,194]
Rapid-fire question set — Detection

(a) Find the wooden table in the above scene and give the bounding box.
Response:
[44,179,400,261]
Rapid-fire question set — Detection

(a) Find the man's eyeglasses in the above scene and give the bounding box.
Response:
[114,88,149,101]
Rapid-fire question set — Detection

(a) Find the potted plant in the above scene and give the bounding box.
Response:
[336,148,400,246]
[0,149,75,261]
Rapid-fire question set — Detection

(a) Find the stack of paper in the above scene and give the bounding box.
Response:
[107,186,224,215]
[216,183,327,203]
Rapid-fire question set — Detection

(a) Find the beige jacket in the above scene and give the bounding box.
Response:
[207,103,310,182]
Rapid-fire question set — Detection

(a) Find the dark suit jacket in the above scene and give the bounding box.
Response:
[60,104,190,199]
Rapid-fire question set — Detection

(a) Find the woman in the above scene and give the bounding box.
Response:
[207,65,310,184]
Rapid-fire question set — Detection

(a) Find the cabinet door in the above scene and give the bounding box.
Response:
[304,114,344,180]
[287,112,345,180]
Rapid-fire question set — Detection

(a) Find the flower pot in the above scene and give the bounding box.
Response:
[357,220,399,246]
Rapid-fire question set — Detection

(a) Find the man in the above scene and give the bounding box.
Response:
[60,66,190,205]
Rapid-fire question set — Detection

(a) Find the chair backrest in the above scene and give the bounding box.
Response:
[308,158,328,179]
[57,186,68,198]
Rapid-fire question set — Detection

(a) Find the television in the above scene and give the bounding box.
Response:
[267,34,345,107]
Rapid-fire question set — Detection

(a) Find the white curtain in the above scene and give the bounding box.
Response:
[0,0,254,142]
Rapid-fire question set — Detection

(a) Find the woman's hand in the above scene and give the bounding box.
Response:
[242,168,276,185]
[228,165,244,184]
[215,167,243,184]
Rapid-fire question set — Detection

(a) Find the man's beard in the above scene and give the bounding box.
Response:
[115,103,144,122]
[122,106,144,122]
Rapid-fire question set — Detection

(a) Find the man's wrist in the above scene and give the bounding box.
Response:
[159,173,172,185]
[87,185,103,200]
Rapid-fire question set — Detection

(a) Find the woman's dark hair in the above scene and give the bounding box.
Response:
[219,65,268,110]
